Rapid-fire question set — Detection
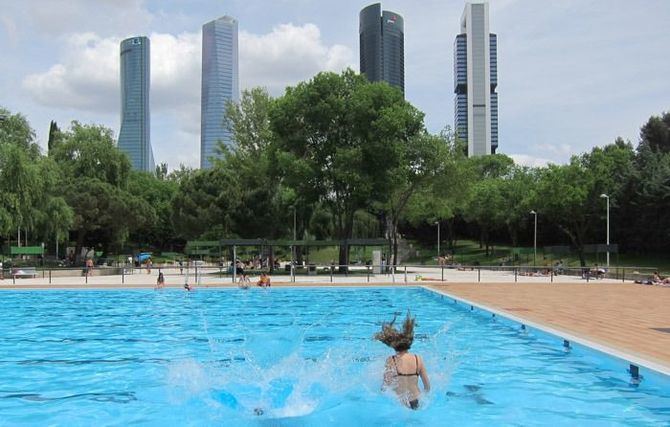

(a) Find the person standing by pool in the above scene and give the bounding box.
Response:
[374,312,430,409]
[85,257,94,277]
[156,272,165,289]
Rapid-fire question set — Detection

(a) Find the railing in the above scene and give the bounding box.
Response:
[0,263,661,286]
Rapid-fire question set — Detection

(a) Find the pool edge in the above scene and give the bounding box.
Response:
[422,285,670,379]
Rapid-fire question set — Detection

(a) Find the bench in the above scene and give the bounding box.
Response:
[12,267,38,278]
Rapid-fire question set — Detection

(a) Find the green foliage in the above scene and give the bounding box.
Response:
[51,121,130,187]
[127,171,178,248]
[2,93,670,266]
[269,69,424,263]
[172,167,239,240]
[223,87,274,156]
[639,112,670,153]
[50,122,151,254]
[0,107,40,158]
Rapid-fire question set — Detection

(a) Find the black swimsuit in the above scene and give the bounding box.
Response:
[392,355,420,409]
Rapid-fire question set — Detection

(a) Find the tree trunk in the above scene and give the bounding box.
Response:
[558,224,586,267]
[75,229,86,264]
[391,219,399,267]
[338,244,349,272]
[337,210,355,272]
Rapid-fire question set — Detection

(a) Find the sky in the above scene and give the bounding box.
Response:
[1,0,669,170]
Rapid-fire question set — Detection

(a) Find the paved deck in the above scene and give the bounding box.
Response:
[426,283,670,369]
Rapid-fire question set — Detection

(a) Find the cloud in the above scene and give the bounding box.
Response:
[22,23,353,168]
[240,23,354,94]
[533,143,574,161]
[23,33,120,113]
[509,154,553,168]
[23,23,353,125]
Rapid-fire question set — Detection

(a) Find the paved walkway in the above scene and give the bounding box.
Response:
[0,265,633,287]
[426,283,670,369]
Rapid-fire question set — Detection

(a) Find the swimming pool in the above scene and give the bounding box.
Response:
[1,287,669,426]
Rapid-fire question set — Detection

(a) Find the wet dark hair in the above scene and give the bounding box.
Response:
[374,311,415,352]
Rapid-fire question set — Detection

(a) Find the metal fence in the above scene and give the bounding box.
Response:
[0,263,661,286]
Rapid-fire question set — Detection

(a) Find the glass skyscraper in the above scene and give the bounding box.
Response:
[119,36,154,172]
[201,16,239,169]
[359,3,404,94]
[454,1,498,156]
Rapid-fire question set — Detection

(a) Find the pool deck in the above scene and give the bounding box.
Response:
[2,271,669,372]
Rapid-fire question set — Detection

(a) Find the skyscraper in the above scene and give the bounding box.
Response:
[201,16,239,169]
[359,3,404,94]
[454,0,498,156]
[119,36,154,171]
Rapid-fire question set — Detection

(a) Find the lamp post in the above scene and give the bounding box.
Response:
[292,206,297,266]
[600,194,610,269]
[530,210,537,266]
[434,221,440,260]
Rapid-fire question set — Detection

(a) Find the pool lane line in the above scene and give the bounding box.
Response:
[422,285,670,379]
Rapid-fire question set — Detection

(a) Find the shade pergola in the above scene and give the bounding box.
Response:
[185,238,391,265]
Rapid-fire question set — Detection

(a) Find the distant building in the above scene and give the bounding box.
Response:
[454,0,498,156]
[359,3,405,94]
[201,16,239,169]
[119,36,154,171]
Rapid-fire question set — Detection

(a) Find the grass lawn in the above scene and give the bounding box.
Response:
[403,240,668,274]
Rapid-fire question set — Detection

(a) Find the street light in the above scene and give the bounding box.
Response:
[600,194,610,268]
[530,210,537,266]
[292,206,297,268]
[434,220,440,260]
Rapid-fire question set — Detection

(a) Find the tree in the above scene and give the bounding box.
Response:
[31,157,74,254]
[459,154,515,254]
[463,178,506,256]
[533,142,634,265]
[0,108,43,244]
[498,166,538,248]
[0,107,40,158]
[382,131,457,264]
[269,70,424,267]
[47,120,63,153]
[223,87,274,156]
[639,112,670,154]
[403,132,472,252]
[171,167,240,240]
[0,143,40,237]
[219,87,290,240]
[127,171,178,249]
[51,122,152,256]
[618,143,670,252]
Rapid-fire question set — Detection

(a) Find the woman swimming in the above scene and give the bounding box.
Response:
[374,311,430,409]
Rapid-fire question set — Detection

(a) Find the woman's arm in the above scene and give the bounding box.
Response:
[382,357,394,388]
[418,356,431,392]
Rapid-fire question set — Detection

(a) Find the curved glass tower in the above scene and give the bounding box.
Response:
[359,3,404,94]
[201,16,239,169]
[119,36,154,171]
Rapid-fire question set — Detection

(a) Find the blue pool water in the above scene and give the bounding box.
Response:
[1,287,669,426]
